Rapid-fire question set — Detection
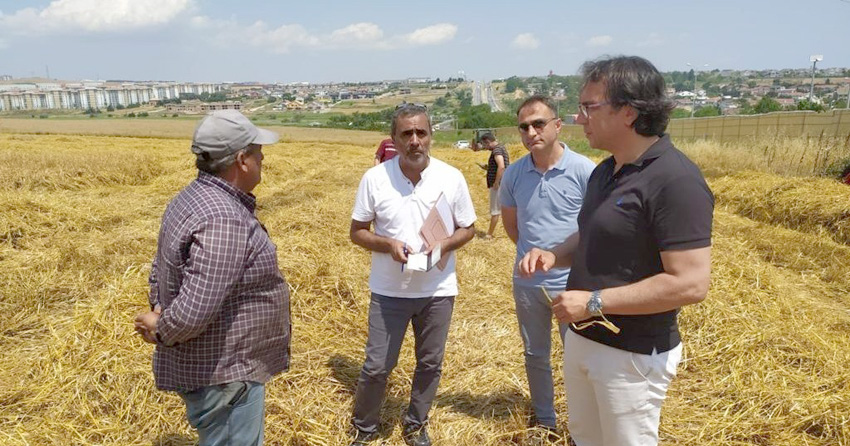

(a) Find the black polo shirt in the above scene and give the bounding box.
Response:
[565,134,713,354]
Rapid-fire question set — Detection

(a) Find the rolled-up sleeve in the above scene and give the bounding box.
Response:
[452,172,477,228]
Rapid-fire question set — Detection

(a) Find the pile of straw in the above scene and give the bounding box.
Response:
[711,171,850,245]
[0,133,848,445]
[679,135,850,178]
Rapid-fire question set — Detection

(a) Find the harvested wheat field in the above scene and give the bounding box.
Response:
[0,132,849,446]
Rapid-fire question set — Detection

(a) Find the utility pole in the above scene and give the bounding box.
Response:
[686,63,709,118]
[809,55,823,102]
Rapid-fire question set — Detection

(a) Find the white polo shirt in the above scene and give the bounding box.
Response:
[352,156,476,298]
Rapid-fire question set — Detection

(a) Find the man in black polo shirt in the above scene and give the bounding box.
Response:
[520,56,713,446]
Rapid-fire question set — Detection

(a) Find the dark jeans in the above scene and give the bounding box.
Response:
[352,293,455,433]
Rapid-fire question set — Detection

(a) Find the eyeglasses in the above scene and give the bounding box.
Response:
[578,102,610,119]
[395,102,427,110]
[539,287,621,334]
[518,117,557,132]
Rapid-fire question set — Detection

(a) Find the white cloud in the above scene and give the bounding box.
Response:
[402,23,457,46]
[0,0,192,34]
[636,32,664,47]
[191,18,457,53]
[328,23,384,47]
[244,21,319,54]
[586,35,613,47]
[511,33,540,50]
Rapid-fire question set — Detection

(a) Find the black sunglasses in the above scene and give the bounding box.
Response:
[518,117,557,132]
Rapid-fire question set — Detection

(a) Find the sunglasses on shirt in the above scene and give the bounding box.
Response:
[539,287,621,334]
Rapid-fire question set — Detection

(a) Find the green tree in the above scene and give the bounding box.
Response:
[796,99,825,112]
[670,108,692,119]
[199,92,227,102]
[673,81,690,92]
[326,108,394,131]
[694,105,721,117]
[737,98,755,115]
[456,104,515,128]
[753,96,782,114]
[504,77,523,93]
[701,81,721,97]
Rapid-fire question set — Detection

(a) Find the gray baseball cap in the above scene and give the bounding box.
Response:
[191,110,279,160]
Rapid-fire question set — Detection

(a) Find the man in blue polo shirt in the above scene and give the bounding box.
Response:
[499,95,595,437]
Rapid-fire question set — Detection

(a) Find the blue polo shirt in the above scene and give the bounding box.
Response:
[499,143,596,289]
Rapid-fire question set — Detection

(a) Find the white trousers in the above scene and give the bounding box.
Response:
[563,330,682,446]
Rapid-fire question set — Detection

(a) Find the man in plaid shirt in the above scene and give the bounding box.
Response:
[135,110,290,446]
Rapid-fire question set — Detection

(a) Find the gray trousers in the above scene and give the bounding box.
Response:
[514,285,567,428]
[352,293,455,433]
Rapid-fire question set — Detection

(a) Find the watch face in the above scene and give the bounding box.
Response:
[588,292,603,315]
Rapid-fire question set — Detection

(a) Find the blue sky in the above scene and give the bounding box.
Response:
[0,0,848,83]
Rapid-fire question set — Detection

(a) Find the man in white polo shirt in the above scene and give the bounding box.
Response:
[348,103,476,446]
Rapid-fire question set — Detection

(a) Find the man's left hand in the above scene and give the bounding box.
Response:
[552,290,591,323]
[423,240,442,254]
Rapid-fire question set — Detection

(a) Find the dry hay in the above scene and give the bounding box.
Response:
[710,171,850,245]
[0,119,384,145]
[679,135,850,178]
[668,207,850,445]
[0,133,848,445]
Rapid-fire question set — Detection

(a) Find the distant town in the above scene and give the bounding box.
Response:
[1,66,848,125]
[0,76,434,114]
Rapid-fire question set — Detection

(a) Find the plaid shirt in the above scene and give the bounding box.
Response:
[148,171,290,392]
[487,144,509,188]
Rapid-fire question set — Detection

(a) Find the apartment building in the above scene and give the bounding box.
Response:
[0,81,226,111]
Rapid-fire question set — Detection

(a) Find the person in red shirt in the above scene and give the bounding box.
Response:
[374,138,397,165]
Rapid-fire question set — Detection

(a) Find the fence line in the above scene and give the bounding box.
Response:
[457,110,850,145]
[552,110,850,143]
[662,109,850,142]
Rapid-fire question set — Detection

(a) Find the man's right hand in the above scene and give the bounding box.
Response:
[134,310,161,344]
[519,248,555,277]
[389,239,409,264]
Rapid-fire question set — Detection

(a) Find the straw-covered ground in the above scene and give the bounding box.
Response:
[0,132,848,445]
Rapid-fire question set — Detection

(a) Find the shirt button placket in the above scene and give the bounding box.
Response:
[539,173,548,198]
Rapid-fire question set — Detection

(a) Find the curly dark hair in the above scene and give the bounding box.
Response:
[580,55,675,136]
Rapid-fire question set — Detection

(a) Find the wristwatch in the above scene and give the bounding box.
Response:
[586,290,603,317]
